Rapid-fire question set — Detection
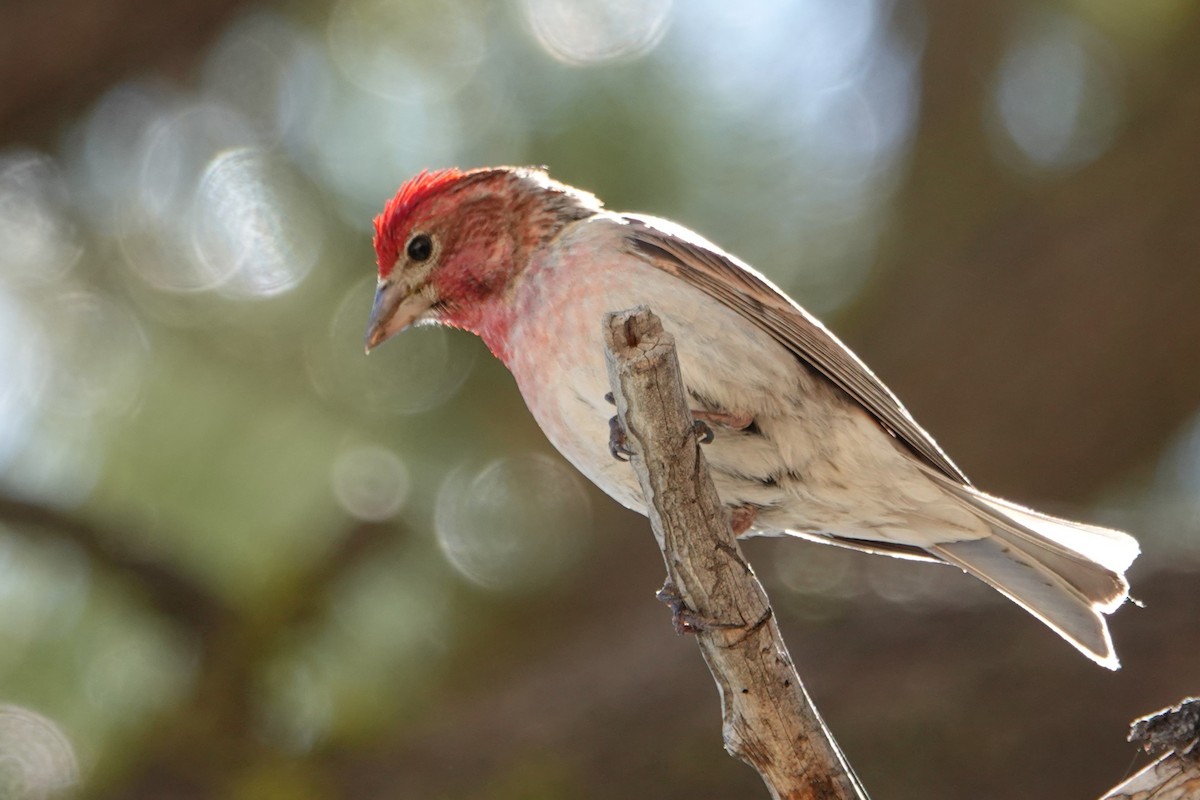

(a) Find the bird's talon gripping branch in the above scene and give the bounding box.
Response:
[693,419,715,445]
[656,579,740,634]
[609,415,634,461]
[604,391,615,406]
[656,580,701,633]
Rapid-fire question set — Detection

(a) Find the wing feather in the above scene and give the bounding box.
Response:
[622,214,969,484]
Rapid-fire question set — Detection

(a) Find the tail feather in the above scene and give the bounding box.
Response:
[930,481,1139,670]
[955,489,1139,579]
[930,536,1119,668]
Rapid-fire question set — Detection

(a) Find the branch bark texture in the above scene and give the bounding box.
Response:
[1099,756,1200,800]
[1100,698,1200,800]
[602,306,869,800]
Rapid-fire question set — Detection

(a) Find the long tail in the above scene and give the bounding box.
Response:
[928,480,1139,669]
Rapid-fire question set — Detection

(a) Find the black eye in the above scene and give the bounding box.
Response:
[406,234,433,262]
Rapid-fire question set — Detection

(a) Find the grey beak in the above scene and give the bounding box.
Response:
[364,281,434,353]
[364,284,392,353]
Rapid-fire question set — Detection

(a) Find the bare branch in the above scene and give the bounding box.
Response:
[0,493,227,630]
[1100,698,1200,800]
[602,306,869,800]
[1100,756,1200,800]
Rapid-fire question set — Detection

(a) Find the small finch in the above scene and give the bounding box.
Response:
[365,166,1139,668]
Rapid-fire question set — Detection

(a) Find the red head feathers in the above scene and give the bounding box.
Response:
[373,168,465,279]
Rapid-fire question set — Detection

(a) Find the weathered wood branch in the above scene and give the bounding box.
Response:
[1099,698,1200,800]
[0,494,227,630]
[602,306,869,800]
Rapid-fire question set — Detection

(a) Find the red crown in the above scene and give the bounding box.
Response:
[373,168,465,278]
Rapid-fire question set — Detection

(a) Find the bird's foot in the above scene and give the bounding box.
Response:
[607,393,718,454]
[691,409,754,431]
[608,415,635,461]
[729,505,757,537]
[656,579,741,634]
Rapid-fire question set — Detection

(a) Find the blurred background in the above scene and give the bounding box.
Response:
[1,0,1198,797]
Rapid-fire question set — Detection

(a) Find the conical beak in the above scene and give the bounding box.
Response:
[364,281,433,353]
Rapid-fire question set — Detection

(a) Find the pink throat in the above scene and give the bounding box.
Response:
[432,270,520,364]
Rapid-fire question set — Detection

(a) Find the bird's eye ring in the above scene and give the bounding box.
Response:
[407,233,433,262]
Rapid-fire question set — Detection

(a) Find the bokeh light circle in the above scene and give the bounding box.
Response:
[521,0,673,65]
[326,0,485,102]
[120,102,259,294]
[138,102,257,225]
[0,705,78,800]
[0,292,51,464]
[200,11,326,144]
[434,454,591,591]
[40,291,149,420]
[331,444,410,521]
[192,147,323,299]
[991,10,1123,173]
[70,80,179,234]
[0,150,83,286]
[307,276,477,416]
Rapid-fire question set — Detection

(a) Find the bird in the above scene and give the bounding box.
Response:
[364,166,1139,668]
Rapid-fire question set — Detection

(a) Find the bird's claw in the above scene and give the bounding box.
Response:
[656,579,739,634]
[609,415,634,461]
[693,419,715,445]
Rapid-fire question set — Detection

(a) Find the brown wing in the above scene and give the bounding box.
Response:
[622,214,970,485]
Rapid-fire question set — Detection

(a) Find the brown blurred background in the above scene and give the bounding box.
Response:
[0,0,1198,798]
